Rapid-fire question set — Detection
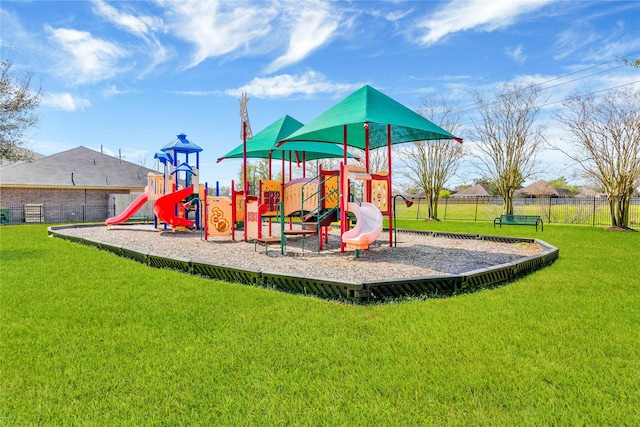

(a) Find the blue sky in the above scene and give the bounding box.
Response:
[2,0,639,188]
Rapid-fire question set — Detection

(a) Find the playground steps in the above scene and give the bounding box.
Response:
[302,208,338,227]
[255,236,282,254]
[283,229,316,236]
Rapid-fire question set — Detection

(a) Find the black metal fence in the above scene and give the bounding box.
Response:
[2,196,639,228]
[395,196,640,228]
[0,204,123,225]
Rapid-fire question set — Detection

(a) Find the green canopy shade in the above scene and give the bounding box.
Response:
[217,115,357,162]
[278,85,462,150]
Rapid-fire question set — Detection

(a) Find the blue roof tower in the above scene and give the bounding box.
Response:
[161,133,202,170]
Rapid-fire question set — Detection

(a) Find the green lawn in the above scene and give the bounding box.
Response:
[1,223,639,425]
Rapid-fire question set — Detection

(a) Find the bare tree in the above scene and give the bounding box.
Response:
[556,88,640,229]
[311,146,368,173]
[398,96,463,219]
[0,55,41,162]
[471,83,545,215]
[367,147,388,173]
[236,159,270,194]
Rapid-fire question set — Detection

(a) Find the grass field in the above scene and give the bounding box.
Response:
[1,223,639,425]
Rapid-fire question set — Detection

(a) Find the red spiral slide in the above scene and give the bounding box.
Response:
[153,185,195,228]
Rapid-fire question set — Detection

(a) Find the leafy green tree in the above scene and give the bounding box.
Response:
[548,177,580,197]
[0,55,41,162]
[237,158,285,194]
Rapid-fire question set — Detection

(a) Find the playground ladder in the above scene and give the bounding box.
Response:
[301,173,339,252]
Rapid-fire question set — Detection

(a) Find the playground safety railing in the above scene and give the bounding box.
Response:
[300,173,339,226]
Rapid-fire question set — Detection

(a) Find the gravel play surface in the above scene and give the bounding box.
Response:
[58,224,544,283]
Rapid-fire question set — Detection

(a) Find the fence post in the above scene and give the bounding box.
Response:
[416,197,421,220]
[474,197,479,222]
[443,198,448,221]
[592,196,596,226]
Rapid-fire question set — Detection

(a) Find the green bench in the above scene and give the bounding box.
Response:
[494,214,543,232]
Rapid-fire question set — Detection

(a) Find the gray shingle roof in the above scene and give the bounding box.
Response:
[516,180,561,197]
[451,183,490,197]
[0,146,156,189]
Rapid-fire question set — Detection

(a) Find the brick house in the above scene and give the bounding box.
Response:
[0,146,155,223]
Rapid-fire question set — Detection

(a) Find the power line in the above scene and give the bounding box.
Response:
[538,79,640,109]
[452,50,640,117]
[459,79,640,128]
[480,26,629,82]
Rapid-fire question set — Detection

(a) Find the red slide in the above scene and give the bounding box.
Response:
[105,187,149,226]
[153,185,195,228]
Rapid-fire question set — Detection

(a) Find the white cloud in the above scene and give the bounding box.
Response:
[505,45,526,64]
[169,90,218,96]
[0,9,28,48]
[266,2,340,73]
[225,71,362,99]
[91,0,162,36]
[41,93,91,111]
[413,0,554,45]
[91,0,169,74]
[46,26,129,84]
[102,85,140,97]
[158,0,276,68]
[554,27,599,60]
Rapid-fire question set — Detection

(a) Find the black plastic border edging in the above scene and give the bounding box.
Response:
[48,225,559,304]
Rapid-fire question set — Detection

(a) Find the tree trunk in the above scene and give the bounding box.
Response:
[504,194,514,215]
[609,194,631,228]
[432,194,439,220]
[610,194,631,228]
[426,189,440,220]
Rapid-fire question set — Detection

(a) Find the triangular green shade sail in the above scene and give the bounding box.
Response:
[278,85,462,150]
[218,115,357,162]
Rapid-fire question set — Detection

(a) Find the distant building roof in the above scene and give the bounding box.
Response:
[451,183,490,198]
[0,146,156,190]
[516,180,562,197]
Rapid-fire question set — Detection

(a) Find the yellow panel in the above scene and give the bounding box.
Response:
[301,182,319,213]
[260,180,282,216]
[323,174,339,209]
[234,192,244,219]
[206,196,232,237]
[147,173,165,201]
[371,178,389,214]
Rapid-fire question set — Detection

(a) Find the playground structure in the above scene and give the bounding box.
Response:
[236,162,390,256]
[106,141,389,256]
[106,85,463,257]
[106,134,203,231]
